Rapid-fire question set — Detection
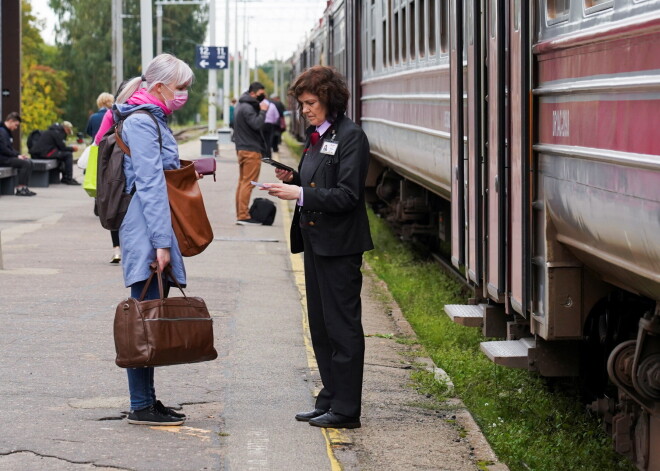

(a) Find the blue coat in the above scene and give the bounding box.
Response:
[115,103,186,288]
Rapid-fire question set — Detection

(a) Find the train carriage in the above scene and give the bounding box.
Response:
[289,1,660,468]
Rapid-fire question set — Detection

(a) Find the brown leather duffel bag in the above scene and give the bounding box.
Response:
[113,264,218,368]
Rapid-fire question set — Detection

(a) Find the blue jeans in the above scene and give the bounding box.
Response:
[126,276,169,410]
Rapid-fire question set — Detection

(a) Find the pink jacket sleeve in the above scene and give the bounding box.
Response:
[94,109,114,145]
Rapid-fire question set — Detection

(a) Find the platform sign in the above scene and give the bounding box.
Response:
[195,46,228,69]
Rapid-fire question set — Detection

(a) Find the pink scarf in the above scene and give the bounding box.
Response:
[127,88,172,115]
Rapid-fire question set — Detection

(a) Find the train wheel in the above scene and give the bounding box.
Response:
[607,339,637,388]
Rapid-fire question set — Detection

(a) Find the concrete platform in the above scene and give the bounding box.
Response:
[0,134,506,471]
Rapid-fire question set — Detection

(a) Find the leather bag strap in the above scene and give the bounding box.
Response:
[138,262,187,301]
[114,110,163,157]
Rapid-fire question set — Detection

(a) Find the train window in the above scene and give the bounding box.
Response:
[410,0,416,59]
[467,0,474,45]
[383,19,388,67]
[547,0,570,20]
[394,10,400,63]
[402,6,407,61]
[370,1,377,70]
[490,0,497,39]
[514,0,521,31]
[440,0,448,53]
[428,0,436,55]
[389,0,394,66]
[418,0,426,57]
[584,0,613,13]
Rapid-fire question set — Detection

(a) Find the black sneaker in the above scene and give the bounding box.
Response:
[154,400,186,419]
[15,187,36,196]
[61,177,81,185]
[236,218,261,225]
[127,404,184,426]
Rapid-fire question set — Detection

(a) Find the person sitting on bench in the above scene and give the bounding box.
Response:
[0,112,36,196]
[29,120,80,185]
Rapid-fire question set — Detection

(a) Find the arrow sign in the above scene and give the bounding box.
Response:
[195,46,229,69]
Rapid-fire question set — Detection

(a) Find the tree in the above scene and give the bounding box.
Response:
[49,0,113,129]
[21,0,68,134]
[158,3,208,124]
[50,0,208,128]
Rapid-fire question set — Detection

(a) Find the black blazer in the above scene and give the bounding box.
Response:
[290,114,374,256]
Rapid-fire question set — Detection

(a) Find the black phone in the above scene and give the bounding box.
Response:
[263,158,294,173]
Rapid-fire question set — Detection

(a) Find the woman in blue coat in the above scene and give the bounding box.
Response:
[114,53,194,426]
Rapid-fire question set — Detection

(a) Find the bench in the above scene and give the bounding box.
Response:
[0,167,18,195]
[29,159,61,187]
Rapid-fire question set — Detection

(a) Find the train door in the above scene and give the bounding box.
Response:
[506,0,530,315]
[484,0,506,302]
[449,0,466,268]
[465,0,484,286]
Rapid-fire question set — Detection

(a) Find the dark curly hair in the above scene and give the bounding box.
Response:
[288,66,350,120]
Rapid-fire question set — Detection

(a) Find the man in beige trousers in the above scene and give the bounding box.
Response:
[232,81,269,225]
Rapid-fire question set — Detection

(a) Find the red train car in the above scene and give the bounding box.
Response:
[290,1,660,468]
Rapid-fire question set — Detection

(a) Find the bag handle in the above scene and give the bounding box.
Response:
[137,262,187,301]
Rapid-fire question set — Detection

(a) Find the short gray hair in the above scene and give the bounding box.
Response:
[116,53,194,104]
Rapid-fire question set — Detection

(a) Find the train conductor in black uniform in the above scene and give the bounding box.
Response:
[262,65,373,429]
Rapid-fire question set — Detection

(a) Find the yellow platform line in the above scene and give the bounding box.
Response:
[278,196,348,471]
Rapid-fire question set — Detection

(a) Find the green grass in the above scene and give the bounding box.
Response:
[364,211,634,471]
[282,131,303,157]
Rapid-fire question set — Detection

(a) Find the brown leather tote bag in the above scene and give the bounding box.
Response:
[165,160,213,257]
[114,264,218,368]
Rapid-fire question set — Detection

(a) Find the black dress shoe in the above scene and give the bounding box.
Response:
[295,408,328,422]
[309,411,361,429]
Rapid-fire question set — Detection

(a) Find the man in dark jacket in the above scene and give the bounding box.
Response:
[0,112,36,196]
[29,121,80,185]
[233,81,269,224]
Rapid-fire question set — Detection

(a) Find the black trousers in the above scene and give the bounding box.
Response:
[0,157,33,186]
[262,123,275,159]
[303,234,365,418]
[47,150,74,179]
[271,129,282,152]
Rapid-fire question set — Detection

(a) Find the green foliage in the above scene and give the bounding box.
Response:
[49,0,112,128]
[158,2,208,125]
[255,69,274,94]
[49,0,208,128]
[21,0,68,135]
[282,132,303,157]
[364,212,635,471]
[259,59,292,97]
[21,65,67,135]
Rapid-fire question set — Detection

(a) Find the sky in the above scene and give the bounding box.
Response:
[30,0,328,65]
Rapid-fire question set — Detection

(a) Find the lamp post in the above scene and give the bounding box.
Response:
[111,0,123,92]
[223,0,230,125]
[208,0,217,132]
[140,0,154,73]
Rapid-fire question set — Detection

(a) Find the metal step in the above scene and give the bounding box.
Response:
[444,304,484,327]
[480,338,536,369]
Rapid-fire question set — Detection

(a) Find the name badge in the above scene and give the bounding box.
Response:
[320,141,338,155]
